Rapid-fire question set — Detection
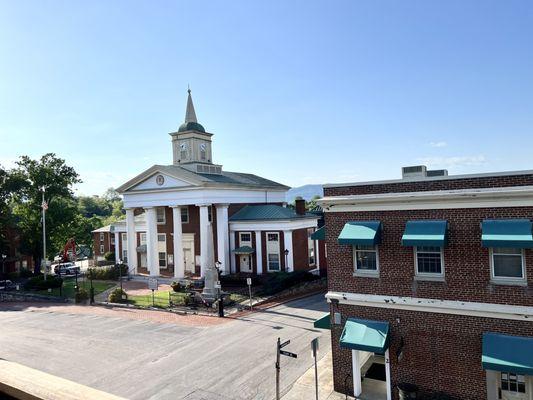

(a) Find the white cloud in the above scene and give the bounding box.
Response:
[429,141,448,148]
[0,156,19,169]
[418,155,487,168]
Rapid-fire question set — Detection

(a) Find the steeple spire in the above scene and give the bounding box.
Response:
[185,86,198,123]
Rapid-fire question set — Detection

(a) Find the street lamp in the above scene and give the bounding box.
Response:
[118,259,124,290]
[1,254,7,278]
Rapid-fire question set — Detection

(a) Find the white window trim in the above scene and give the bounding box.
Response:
[100,233,104,242]
[122,249,128,264]
[353,245,380,278]
[100,244,105,254]
[266,232,280,272]
[181,207,189,224]
[239,232,252,247]
[414,246,445,281]
[156,207,166,225]
[308,228,316,267]
[489,248,527,285]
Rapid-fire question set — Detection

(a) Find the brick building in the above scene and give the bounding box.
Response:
[1,226,33,276]
[319,165,533,400]
[92,90,322,278]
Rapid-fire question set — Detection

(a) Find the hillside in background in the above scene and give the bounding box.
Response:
[286,184,323,203]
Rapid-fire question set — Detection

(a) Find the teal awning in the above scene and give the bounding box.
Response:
[313,313,330,330]
[340,318,390,353]
[482,332,533,375]
[338,221,382,246]
[402,220,448,247]
[481,219,533,248]
[311,226,325,241]
[232,246,255,255]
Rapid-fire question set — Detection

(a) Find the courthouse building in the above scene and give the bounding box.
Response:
[93,90,321,278]
[319,165,533,400]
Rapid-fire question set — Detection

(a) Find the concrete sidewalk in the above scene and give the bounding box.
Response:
[282,351,353,400]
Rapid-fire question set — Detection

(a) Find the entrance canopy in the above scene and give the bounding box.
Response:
[340,318,390,354]
[311,226,325,241]
[338,221,382,246]
[482,332,533,375]
[481,219,533,248]
[401,220,448,247]
[232,246,254,255]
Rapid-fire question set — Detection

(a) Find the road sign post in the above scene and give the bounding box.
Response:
[246,277,252,311]
[311,338,319,400]
[148,278,158,307]
[276,338,298,400]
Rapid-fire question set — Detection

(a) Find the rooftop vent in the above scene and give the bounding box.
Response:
[196,164,222,175]
[402,165,427,179]
[426,169,449,177]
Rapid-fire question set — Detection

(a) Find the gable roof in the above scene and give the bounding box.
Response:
[117,164,289,193]
[229,205,317,221]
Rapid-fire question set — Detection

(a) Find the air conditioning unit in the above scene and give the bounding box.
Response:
[402,165,427,179]
[426,169,449,177]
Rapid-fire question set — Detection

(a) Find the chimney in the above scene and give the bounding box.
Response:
[295,197,306,215]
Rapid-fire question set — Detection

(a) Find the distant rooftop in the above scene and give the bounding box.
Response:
[229,205,317,221]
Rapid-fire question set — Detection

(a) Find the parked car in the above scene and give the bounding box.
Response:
[54,262,80,275]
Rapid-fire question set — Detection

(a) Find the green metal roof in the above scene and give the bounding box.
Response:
[177,121,206,133]
[232,246,254,255]
[402,220,448,247]
[340,318,390,353]
[311,226,325,240]
[313,313,330,330]
[338,221,381,246]
[481,219,533,248]
[482,332,533,375]
[229,205,317,221]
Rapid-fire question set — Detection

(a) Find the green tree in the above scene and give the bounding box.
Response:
[306,195,322,211]
[10,154,81,269]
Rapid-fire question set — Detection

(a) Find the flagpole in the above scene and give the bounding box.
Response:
[41,186,47,281]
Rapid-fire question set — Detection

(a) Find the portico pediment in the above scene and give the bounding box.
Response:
[117,165,202,193]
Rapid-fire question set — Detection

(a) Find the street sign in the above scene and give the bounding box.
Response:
[148,278,158,290]
[280,350,297,359]
[214,281,221,289]
[311,338,319,355]
[280,340,291,349]
[246,277,252,286]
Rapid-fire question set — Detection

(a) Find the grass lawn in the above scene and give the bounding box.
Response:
[35,278,116,299]
[128,290,188,308]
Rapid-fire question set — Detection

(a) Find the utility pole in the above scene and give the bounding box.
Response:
[276,337,281,400]
[41,186,47,281]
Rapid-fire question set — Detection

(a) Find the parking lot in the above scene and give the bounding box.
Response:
[0,293,330,400]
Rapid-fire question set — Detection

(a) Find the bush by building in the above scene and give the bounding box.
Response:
[75,288,89,303]
[87,265,128,281]
[108,288,127,303]
[24,274,63,291]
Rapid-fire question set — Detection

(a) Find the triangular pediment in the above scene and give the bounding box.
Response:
[117,165,202,193]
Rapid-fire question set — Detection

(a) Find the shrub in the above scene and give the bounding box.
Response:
[104,252,115,262]
[87,265,128,281]
[170,281,181,292]
[19,268,34,278]
[108,288,127,303]
[260,271,320,295]
[24,275,63,291]
[75,288,89,303]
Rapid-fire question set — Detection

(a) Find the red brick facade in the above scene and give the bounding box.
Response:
[325,172,533,400]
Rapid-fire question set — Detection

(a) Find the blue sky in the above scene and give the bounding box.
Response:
[1,1,533,195]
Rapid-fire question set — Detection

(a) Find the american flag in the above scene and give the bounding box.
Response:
[41,201,48,210]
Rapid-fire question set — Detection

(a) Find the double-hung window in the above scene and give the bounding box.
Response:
[415,246,444,278]
[158,234,166,268]
[307,228,316,266]
[353,245,379,276]
[99,244,105,254]
[501,372,526,394]
[490,247,525,283]
[100,233,104,242]
[266,232,280,271]
[181,207,189,223]
[156,207,166,224]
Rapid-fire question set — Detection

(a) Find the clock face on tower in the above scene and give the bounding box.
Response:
[200,143,206,151]
[180,143,188,151]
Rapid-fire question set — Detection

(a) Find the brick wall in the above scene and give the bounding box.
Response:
[325,207,533,306]
[324,173,533,197]
[331,304,533,400]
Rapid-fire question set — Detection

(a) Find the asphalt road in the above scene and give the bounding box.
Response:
[0,293,330,400]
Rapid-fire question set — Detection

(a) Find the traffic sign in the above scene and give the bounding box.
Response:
[280,340,291,349]
[246,277,252,286]
[148,278,158,290]
[280,350,297,359]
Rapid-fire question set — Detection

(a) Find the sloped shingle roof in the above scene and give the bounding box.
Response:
[229,205,317,221]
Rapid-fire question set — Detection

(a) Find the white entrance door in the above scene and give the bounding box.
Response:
[240,255,252,273]
[501,373,528,400]
[183,248,194,273]
[140,254,147,269]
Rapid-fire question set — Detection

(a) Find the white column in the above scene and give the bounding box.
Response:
[172,206,184,279]
[125,208,137,274]
[315,238,321,270]
[114,231,120,263]
[255,230,263,274]
[229,230,236,274]
[145,207,159,276]
[216,204,230,275]
[352,350,362,398]
[385,349,392,400]
[283,230,294,272]
[198,204,210,277]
